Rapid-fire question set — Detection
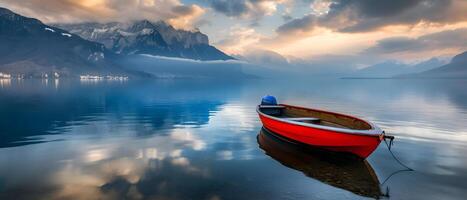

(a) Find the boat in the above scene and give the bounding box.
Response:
[257,96,387,159]
[258,129,382,198]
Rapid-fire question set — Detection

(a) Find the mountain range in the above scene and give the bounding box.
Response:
[0,7,135,77]
[398,51,467,78]
[349,58,447,78]
[0,7,235,78]
[56,21,233,61]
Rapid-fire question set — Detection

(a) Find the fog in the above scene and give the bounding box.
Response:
[119,55,254,79]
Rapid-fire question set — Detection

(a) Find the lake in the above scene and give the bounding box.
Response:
[0,78,466,200]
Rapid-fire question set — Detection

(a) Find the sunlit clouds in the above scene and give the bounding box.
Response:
[0,0,205,29]
[215,26,265,55]
[208,0,290,20]
[1,0,466,64]
[310,0,331,16]
[210,0,467,63]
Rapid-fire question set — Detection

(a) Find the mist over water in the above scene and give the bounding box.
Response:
[119,55,250,78]
[0,78,466,199]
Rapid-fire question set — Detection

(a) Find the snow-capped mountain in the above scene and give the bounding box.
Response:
[0,7,135,77]
[57,21,233,61]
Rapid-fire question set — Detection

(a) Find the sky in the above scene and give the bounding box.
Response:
[1,0,467,70]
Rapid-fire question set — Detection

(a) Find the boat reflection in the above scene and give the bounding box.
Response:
[257,128,382,198]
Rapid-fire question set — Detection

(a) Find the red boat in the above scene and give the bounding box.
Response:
[257,129,382,198]
[257,103,386,159]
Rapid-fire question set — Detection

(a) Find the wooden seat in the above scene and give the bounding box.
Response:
[259,105,286,116]
[283,117,321,123]
[259,105,286,109]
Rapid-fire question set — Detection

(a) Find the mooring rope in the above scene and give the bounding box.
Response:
[379,132,415,197]
[383,133,414,172]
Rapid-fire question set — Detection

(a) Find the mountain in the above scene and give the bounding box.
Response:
[353,61,409,78]
[0,7,136,77]
[400,51,467,78]
[56,21,233,61]
[348,58,445,78]
[406,58,447,73]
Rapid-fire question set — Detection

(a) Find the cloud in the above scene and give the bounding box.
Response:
[281,14,293,21]
[207,0,287,21]
[214,26,265,55]
[277,14,316,34]
[140,54,244,64]
[168,4,206,28]
[365,28,467,54]
[0,0,205,28]
[277,0,467,34]
[237,49,290,67]
[238,49,382,76]
[210,0,248,17]
[285,54,381,74]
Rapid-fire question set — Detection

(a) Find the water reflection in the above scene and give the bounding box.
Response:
[0,78,10,88]
[0,80,243,147]
[258,129,382,198]
[0,128,214,200]
[0,78,466,199]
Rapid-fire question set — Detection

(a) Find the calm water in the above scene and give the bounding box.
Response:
[0,78,466,200]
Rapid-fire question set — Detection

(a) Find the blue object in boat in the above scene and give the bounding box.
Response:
[261,95,277,105]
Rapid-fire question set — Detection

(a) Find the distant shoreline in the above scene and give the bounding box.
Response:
[340,77,467,80]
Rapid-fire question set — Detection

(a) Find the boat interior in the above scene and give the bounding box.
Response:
[258,105,372,130]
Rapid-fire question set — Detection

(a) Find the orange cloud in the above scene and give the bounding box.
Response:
[214,26,265,55]
[0,0,205,29]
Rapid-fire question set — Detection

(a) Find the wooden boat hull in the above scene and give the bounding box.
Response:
[257,104,384,159]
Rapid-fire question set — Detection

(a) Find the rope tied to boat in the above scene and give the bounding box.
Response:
[380,131,414,198]
[382,131,413,171]
[383,134,395,150]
